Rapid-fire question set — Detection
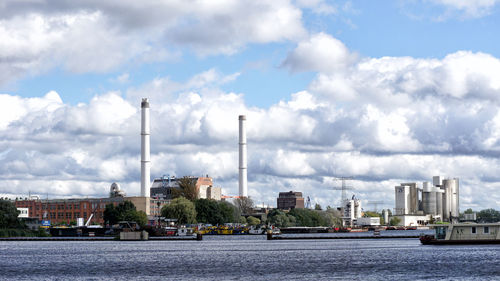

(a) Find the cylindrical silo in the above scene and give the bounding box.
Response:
[422,182,436,215]
[442,179,458,221]
[443,178,459,220]
[382,209,389,225]
[435,189,444,219]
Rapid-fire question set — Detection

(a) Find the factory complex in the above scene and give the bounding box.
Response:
[11,98,465,228]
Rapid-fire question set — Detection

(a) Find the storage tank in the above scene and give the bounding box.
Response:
[443,178,459,220]
[435,188,444,219]
[382,209,389,225]
[422,182,437,215]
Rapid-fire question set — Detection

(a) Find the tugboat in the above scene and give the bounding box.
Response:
[420,223,500,245]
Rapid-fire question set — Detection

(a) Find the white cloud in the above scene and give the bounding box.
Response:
[429,0,500,18]
[3,29,500,210]
[282,32,357,73]
[0,0,307,85]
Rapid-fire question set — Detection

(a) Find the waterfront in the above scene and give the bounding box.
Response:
[1,234,500,280]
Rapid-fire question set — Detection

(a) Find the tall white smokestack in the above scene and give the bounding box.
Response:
[239,115,247,197]
[141,98,151,197]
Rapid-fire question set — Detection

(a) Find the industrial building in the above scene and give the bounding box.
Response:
[277,191,305,210]
[393,176,460,226]
[342,196,362,227]
[13,183,153,225]
[149,175,222,201]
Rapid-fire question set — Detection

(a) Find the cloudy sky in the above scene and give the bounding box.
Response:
[1,0,500,211]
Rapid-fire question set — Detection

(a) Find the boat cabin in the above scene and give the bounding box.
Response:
[432,223,500,241]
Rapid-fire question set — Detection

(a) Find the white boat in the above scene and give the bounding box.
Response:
[420,223,500,245]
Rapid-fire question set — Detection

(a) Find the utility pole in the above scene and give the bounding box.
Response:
[367,201,384,213]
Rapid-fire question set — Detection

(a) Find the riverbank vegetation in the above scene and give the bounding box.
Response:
[0,199,49,237]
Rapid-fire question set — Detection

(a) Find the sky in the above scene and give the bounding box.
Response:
[1,0,500,212]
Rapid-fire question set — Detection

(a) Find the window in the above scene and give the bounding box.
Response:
[472,227,476,234]
[484,227,489,234]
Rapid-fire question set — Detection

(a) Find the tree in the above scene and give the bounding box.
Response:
[246,216,261,226]
[314,204,322,210]
[195,199,223,225]
[0,199,24,229]
[172,176,199,201]
[464,208,474,214]
[218,201,239,223]
[289,208,327,227]
[103,201,148,228]
[234,197,254,215]
[161,197,197,224]
[389,217,401,226]
[477,208,500,223]
[267,209,296,228]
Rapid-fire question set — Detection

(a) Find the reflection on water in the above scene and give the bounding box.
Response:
[0,234,499,280]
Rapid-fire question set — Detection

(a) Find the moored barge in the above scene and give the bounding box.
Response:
[420,223,500,245]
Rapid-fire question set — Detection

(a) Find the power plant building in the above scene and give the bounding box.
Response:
[150,176,222,201]
[342,196,362,227]
[277,191,305,210]
[393,176,460,226]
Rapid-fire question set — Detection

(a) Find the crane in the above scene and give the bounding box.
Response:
[305,196,311,209]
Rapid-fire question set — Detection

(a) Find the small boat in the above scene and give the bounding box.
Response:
[420,223,500,245]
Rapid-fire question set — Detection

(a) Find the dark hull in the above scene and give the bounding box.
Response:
[421,239,500,245]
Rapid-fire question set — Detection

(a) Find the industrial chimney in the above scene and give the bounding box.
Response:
[239,115,247,197]
[141,98,151,197]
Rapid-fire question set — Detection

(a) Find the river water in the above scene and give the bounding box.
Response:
[1,233,499,280]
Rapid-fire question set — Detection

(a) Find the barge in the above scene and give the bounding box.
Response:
[420,223,500,245]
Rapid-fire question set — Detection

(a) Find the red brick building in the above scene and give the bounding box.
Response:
[14,197,125,225]
[277,191,305,210]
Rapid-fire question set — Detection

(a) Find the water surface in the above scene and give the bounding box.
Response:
[1,234,499,280]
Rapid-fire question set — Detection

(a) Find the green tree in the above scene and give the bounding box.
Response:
[0,199,24,229]
[161,197,197,224]
[320,209,342,227]
[246,216,261,226]
[218,201,239,223]
[195,199,223,225]
[239,216,247,224]
[103,201,147,228]
[464,208,474,214]
[173,177,199,201]
[267,209,296,228]
[314,203,322,210]
[477,208,500,223]
[289,208,327,227]
[389,217,401,226]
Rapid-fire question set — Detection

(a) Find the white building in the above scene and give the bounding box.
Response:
[343,196,362,227]
[393,176,459,226]
[17,208,29,218]
[356,217,380,227]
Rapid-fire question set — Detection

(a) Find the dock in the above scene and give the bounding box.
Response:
[267,233,420,240]
[0,233,203,241]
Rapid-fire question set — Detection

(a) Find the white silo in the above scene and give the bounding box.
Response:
[441,178,459,222]
[422,182,437,215]
[435,188,444,219]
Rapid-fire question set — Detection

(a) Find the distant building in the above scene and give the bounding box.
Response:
[342,196,362,227]
[392,176,460,226]
[150,175,221,201]
[14,197,125,225]
[277,191,305,210]
[17,207,29,218]
[355,217,380,227]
